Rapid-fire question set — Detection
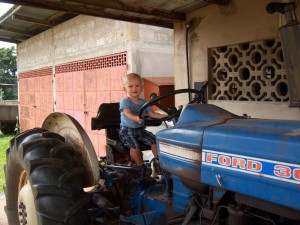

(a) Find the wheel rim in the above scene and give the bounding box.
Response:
[18,172,38,225]
[18,170,27,192]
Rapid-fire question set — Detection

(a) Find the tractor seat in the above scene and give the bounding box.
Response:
[91,102,162,164]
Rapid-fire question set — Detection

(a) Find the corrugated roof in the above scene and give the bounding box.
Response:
[0,5,77,43]
[0,0,230,44]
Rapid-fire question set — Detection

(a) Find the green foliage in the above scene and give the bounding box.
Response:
[0,132,14,193]
[0,46,17,100]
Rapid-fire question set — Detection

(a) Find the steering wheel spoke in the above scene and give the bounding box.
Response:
[153,103,172,115]
[138,88,204,123]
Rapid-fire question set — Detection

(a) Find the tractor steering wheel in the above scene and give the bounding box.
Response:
[138,88,204,123]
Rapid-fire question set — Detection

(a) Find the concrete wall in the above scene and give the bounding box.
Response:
[16,15,174,156]
[174,0,300,120]
[17,15,174,77]
[128,24,174,77]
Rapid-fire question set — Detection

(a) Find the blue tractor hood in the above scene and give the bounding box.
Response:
[156,104,300,211]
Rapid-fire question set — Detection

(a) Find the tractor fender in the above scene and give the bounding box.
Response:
[42,112,100,187]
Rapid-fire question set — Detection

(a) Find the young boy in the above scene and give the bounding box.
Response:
[119,73,165,172]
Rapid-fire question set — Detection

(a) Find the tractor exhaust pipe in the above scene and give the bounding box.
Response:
[267,2,300,107]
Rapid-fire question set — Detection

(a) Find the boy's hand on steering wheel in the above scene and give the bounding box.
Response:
[136,116,144,124]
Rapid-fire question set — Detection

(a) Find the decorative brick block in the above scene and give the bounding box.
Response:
[208,39,287,102]
[19,67,52,79]
[55,52,127,73]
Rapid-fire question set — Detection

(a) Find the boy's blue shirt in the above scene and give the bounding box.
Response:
[120,97,152,128]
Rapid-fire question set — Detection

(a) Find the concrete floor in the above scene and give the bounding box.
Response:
[0,194,7,225]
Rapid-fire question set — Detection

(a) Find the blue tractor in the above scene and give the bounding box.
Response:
[4,2,300,225]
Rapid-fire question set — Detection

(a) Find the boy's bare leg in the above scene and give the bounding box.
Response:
[151,144,159,163]
[130,148,144,165]
[151,143,162,175]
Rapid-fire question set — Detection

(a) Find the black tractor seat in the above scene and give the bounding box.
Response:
[91,102,162,164]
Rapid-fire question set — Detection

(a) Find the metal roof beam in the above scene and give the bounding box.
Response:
[0,36,20,44]
[0,5,22,24]
[0,25,32,37]
[66,0,186,21]
[12,14,53,27]
[0,0,176,28]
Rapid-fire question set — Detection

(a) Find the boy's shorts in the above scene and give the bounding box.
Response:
[119,126,156,149]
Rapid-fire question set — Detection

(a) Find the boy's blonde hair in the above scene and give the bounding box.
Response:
[123,73,143,85]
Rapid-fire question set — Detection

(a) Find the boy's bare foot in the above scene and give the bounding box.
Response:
[153,162,162,175]
[127,161,133,166]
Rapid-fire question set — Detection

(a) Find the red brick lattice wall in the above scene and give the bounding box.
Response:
[19,67,53,79]
[18,52,127,156]
[55,52,127,156]
[19,67,54,131]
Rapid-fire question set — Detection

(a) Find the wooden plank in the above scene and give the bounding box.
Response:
[66,0,186,21]
[12,14,53,27]
[0,37,20,44]
[0,25,32,36]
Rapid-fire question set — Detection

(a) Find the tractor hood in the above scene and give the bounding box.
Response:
[157,104,240,149]
[156,103,300,211]
[156,104,239,192]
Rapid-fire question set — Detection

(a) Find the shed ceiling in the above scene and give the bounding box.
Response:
[0,0,229,44]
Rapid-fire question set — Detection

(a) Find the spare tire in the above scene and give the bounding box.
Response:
[4,128,90,225]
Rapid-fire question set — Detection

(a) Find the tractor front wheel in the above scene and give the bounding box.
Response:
[4,128,90,225]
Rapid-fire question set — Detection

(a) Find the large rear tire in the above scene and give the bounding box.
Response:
[4,128,90,225]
